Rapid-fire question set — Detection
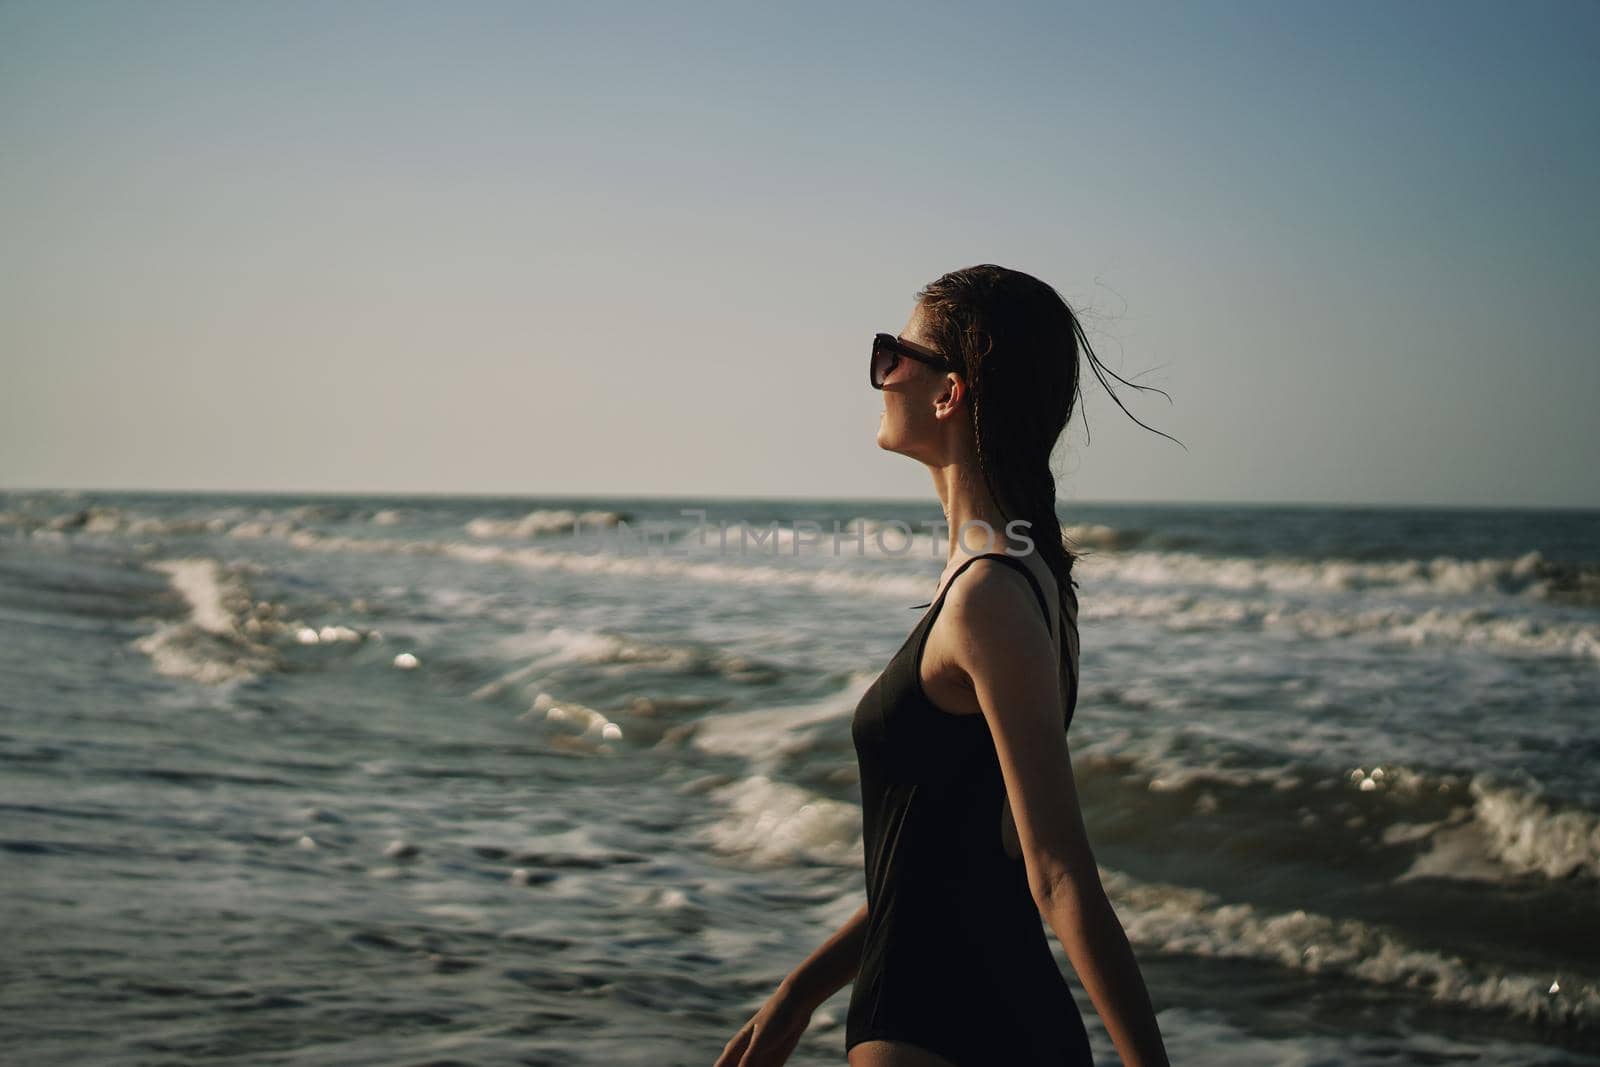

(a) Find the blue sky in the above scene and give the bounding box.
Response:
[2,0,1596,506]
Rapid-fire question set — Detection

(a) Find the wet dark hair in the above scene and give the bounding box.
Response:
[915,263,1183,613]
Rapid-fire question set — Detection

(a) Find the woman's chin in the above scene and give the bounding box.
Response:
[876,413,907,453]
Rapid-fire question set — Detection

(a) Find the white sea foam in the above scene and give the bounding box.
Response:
[1378,773,1600,884]
[1092,547,1584,601]
[1469,777,1600,881]
[690,683,869,766]
[226,518,303,540]
[1078,588,1600,661]
[151,558,241,636]
[132,556,377,686]
[133,558,279,685]
[696,773,862,867]
[689,685,881,865]
[1392,817,1512,883]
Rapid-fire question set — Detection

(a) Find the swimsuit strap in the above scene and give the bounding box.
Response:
[908,551,1053,634]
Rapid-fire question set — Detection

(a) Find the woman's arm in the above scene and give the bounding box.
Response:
[940,563,1171,1067]
[1037,870,1169,1067]
[778,900,869,1012]
[715,902,868,1067]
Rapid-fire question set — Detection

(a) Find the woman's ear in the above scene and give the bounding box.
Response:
[934,373,965,419]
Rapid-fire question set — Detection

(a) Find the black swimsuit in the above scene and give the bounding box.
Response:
[846,551,1093,1065]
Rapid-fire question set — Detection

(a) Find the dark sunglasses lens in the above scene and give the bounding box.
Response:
[871,337,897,388]
[871,351,896,389]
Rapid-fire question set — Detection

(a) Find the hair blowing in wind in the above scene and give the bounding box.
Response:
[914,263,1185,613]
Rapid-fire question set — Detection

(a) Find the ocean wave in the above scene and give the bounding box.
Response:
[1082,588,1600,661]
[470,626,789,702]
[213,524,1597,640]
[694,773,862,867]
[12,504,1594,604]
[1093,548,1600,604]
[501,685,736,754]
[464,509,628,539]
[15,509,1586,667]
[1078,748,1600,887]
[23,511,1597,662]
[215,522,939,600]
[1098,867,1597,1028]
[132,559,282,685]
[688,684,869,766]
[132,557,378,686]
[1,505,233,538]
[1468,777,1600,882]
[116,515,1600,659]
[690,760,1597,1027]
[1064,521,1150,550]
[715,517,944,558]
[519,691,627,749]
[1144,1004,1583,1067]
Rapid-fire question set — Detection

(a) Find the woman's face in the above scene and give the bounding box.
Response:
[875,303,957,460]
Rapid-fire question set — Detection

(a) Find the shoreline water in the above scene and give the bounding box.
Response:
[2,489,1597,1064]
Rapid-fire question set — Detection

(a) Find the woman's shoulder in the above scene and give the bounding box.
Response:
[942,554,1054,631]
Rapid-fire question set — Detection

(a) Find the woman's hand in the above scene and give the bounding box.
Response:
[713,984,814,1067]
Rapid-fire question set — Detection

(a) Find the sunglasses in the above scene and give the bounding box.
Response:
[871,333,956,389]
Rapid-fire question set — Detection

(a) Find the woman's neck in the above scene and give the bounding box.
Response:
[931,460,1010,564]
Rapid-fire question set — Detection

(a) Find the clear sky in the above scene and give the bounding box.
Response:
[3,0,1596,507]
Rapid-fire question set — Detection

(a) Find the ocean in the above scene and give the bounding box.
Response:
[2,489,1597,1066]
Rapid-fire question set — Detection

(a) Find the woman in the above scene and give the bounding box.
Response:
[716,265,1175,1067]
